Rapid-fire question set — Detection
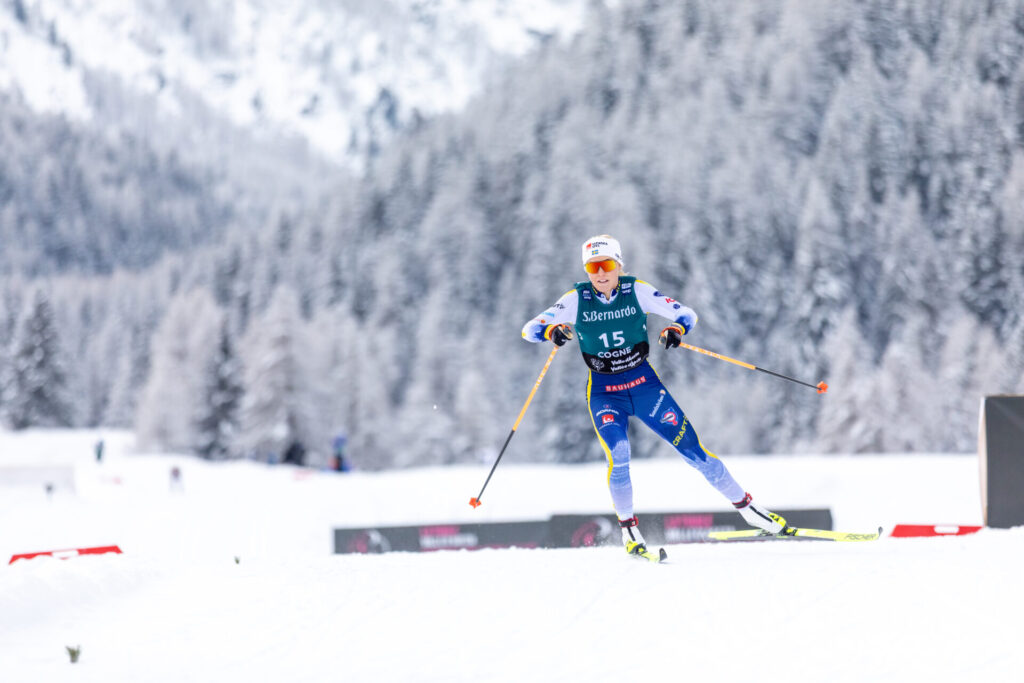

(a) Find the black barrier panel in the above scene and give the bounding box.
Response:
[334,509,832,554]
[334,521,550,554]
[335,527,420,554]
[980,395,1024,528]
[549,509,833,547]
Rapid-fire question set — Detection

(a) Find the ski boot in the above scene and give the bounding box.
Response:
[619,516,665,562]
[733,493,791,535]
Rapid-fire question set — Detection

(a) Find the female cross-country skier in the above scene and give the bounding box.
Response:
[522,235,787,561]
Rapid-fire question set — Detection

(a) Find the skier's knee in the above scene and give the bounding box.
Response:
[609,437,630,462]
[609,460,631,486]
[607,438,632,486]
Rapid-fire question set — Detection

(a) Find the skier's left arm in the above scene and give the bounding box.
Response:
[635,280,697,348]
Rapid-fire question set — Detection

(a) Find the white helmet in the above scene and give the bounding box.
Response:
[581,235,623,265]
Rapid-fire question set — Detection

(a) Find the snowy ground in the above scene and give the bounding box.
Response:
[1,429,1020,682]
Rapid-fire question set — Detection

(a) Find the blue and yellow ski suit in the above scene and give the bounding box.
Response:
[522,277,745,520]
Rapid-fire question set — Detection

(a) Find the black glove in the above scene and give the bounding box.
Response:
[659,324,684,349]
[545,323,574,347]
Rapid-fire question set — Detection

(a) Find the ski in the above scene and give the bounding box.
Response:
[629,545,669,562]
[707,526,883,543]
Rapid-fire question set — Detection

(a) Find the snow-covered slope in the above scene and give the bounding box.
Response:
[2,430,1020,682]
[0,0,589,165]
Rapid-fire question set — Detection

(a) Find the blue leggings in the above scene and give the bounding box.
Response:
[586,361,745,520]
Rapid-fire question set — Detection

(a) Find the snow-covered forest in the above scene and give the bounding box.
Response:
[2,1,1024,468]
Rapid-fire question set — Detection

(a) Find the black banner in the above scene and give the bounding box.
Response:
[980,395,1024,528]
[334,521,549,554]
[334,508,832,554]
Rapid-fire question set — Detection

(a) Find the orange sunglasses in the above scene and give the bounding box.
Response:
[584,259,619,274]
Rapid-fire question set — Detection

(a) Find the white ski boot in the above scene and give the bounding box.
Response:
[619,516,664,561]
[733,493,789,534]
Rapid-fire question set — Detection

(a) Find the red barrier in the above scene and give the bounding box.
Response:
[9,545,123,565]
[889,525,982,538]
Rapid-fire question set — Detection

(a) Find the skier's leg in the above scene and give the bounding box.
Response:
[587,399,634,521]
[636,387,745,501]
[586,373,644,537]
[587,416,658,552]
[636,388,787,532]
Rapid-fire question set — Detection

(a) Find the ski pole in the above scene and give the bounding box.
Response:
[676,341,828,393]
[469,343,562,508]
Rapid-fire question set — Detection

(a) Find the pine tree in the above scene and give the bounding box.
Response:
[194,321,243,459]
[6,290,73,429]
[104,323,152,427]
[135,289,221,453]
[235,287,314,462]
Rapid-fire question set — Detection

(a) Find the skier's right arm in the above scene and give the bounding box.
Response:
[521,290,578,344]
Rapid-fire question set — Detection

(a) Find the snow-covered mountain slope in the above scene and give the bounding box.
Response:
[0,0,589,166]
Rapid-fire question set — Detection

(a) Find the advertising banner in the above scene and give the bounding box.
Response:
[334,521,549,554]
[334,508,832,554]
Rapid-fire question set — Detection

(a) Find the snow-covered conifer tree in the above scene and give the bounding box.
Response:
[235,287,320,463]
[6,289,73,429]
[136,289,221,453]
[194,320,244,459]
[104,324,152,427]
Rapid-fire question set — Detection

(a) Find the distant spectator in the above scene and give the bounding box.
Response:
[331,433,351,472]
[170,465,183,492]
[95,439,105,463]
[282,440,306,466]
